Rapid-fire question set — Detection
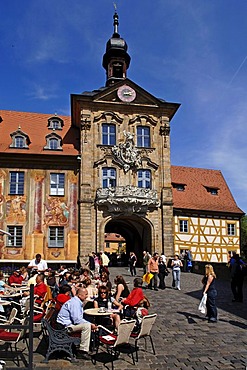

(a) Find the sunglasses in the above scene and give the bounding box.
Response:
[101,292,107,294]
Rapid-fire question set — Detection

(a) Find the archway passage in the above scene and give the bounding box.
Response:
[105,216,152,267]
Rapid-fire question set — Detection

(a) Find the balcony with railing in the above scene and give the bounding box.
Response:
[95,185,160,215]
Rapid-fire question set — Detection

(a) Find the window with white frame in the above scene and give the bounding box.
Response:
[7,226,23,247]
[47,116,64,130]
[102,167,116,188]
[49,138,59,150]
[15,136,25,148]
[227,223,235,236]
[102,124,116,146]
[137,169,151,188]
[10,130,30,149]
[50,173,65,196]
[9,171,24,195]
[179,219,189,233]
[44,133,62,150]
[137,126,150,147]
[48,227,64,248]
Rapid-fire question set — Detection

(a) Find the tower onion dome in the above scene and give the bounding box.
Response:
[103,11,131,85]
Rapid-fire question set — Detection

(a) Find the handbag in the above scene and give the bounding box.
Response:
[198,293,207,314]
[142,272,154,284]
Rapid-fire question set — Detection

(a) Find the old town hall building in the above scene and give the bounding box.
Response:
[0,12,244,268]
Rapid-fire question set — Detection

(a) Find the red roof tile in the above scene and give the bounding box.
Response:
[171,166,244,215]
[0,110,79,155]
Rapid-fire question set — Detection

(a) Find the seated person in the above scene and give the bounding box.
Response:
[122,277,150,317]
[55,285,72,312]
[19,266,28,282]
[8,269,24,287]
[27,270,38,286]
[24,274,47,305]
[83,277,97,299]
[97,272,112,293]
[34,274,47,303]
[79,268,91,283]
[27,253,48,273]
[56,287,97,360]
[94,286,123,328]
[113,275,130,301]
[0,271,12,293]
[46,269,58,298]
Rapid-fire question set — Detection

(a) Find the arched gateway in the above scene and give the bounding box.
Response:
[103,215,153,264]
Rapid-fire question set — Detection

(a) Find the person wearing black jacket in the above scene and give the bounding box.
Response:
[231,254,245,302]
[158,256,169,290]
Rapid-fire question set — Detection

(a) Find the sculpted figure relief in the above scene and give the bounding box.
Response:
[112,130,141,172]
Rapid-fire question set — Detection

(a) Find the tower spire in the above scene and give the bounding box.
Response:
[113,4,119,36]
[102,9,131,86]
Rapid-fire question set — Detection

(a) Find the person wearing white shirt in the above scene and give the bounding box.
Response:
[28,254,48,273]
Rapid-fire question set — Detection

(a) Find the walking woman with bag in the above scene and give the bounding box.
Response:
[171,254,183,290]
[202,264,217,323]
[158,256,169,289]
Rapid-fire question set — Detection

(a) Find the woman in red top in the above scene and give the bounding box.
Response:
[122,278,144,307]
[55,285,72,311]
[8,270,24,287]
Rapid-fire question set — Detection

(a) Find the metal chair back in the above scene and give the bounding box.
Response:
[114,319,136,347]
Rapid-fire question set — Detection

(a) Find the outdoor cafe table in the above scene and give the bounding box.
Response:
[84,308,120,316]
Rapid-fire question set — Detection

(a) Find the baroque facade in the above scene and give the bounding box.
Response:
[0,12,244,266]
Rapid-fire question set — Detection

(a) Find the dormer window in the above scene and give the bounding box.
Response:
[47,116,64,130]
[44,133,63,151]
[172,183,186,191]
[15,136,25,148]
[204,186,219,195]
[10,129,30,149]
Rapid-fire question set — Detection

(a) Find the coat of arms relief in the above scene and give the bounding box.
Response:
[111,130,141,172]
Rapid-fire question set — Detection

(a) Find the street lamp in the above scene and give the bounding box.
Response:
[0,229,11,237]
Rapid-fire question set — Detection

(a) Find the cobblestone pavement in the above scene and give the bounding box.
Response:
[2,267,247,370]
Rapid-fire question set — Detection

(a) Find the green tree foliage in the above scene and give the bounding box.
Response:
[241,215,247,259]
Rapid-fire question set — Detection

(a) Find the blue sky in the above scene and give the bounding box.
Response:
[1,0,246,214]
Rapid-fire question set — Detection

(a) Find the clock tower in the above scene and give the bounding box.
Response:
[71,11,180,264]
[102,11,131,86]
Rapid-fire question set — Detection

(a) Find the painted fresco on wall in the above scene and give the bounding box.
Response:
[6,195,26,223]
[0,171,6,221]
[43,196,69,226]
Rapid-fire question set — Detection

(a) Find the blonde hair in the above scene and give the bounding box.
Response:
[205,264,216,278]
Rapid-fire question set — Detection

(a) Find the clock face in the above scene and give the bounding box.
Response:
[117,85,136,102]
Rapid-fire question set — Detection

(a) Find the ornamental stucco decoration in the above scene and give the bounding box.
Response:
[111,131,142,172]
[96,185,160,215]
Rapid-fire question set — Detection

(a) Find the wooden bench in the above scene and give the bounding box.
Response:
[41,318,80,363]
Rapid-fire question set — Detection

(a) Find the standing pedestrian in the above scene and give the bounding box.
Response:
[147,252,159,291]
[158,256,169,290]
[129,252,137,276]
[142,251,150,275]
[100,251,110,275]
[86,253,95,274]
[171,254,183,290]
[202,264,217,322]
[230,254,244,302]
[93,252,100,276]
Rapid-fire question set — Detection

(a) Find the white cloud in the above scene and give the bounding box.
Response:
[27,84,57,101]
